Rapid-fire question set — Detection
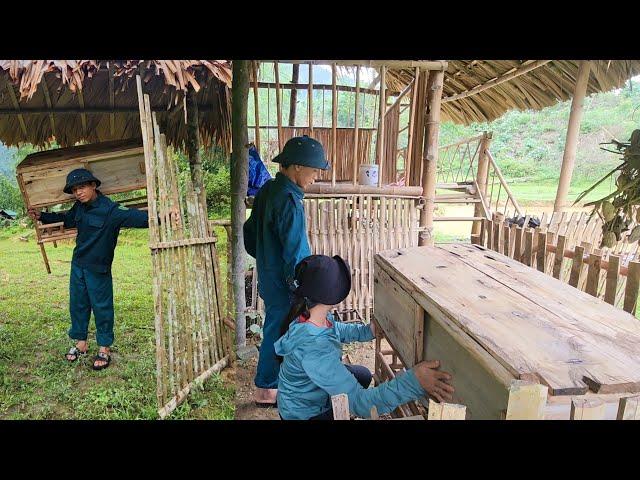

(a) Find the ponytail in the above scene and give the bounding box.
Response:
[276,295,313,364]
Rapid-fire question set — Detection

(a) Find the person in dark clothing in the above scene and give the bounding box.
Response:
[28,168,176,370]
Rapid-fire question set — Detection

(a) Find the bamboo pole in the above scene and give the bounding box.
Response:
[251,61,261,153]
[471,132,492,237]
[332,64,337,187]
[376,66,386,187]
[274,61,283,151]
[554,61,591,212]
[308,62,313,134]
[231,61,250,349]
[418,69,445,246]
[405,68,419,186]
[352,66,361,186]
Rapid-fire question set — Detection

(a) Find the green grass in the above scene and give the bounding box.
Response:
[0,227,234,420]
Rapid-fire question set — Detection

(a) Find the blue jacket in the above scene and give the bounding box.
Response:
[243,172,311,302]
[247,146,272,197]
[274,316,426,420]
[40,193,149,273]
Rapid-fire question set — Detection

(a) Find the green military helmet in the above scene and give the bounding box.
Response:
[272,135,329,170]
[63,168,102,194]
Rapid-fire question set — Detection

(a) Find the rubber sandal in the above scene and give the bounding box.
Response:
[92,351,111,371]
[255,401,278,409]
[65,346,87,362]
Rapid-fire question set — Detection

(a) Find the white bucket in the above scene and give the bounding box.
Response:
[358,164,379,186]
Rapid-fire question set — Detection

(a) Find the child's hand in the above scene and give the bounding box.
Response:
[413,360,455,403]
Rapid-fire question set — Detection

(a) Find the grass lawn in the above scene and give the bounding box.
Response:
[0,226,234,420]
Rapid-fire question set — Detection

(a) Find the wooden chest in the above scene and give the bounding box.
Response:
[374,243,640,419]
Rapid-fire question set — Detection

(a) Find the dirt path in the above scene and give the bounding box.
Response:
[234,338,377,420]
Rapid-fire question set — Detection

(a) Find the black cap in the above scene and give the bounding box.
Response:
[63,168,101,194]
[293,255,351,305]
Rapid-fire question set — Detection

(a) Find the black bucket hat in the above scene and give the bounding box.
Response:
[293,254,351,305]
[273,135,330,170]
[63,168,101,194]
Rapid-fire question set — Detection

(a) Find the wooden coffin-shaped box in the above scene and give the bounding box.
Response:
[16,138,145,209]
[374,244,640,420]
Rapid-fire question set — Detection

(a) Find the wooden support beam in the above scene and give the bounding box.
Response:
[505,380,548,420]
[554,61,591,212]
[352,66,360,186]
[108,62,115,136]
[308,62,313,134]
[264,60,448,70]
[442,60,552,103]
[40,77,56,139]
[331,64,337,187]
[427,399,467,420]
[570,398,606,420]
[376,66,387,187]
[251,61,261,153]
[288,64,299,127]
[472,133,492,238]
[3,77,27,137]
[231,60,250,349]
[274,62,283,151]
[418,70,444,246]
[404,68,419,186]
[77,89,88,138]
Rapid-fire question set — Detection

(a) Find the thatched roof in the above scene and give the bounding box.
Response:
[0,60,231,150]
[386,60,640,124]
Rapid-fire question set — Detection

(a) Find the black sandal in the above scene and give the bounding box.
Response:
[92,351,111,371]
[65,346,88,362]
[255,401,278,409]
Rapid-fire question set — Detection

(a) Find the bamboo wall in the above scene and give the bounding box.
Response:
[304,195,420,321]
[279,126,374,182]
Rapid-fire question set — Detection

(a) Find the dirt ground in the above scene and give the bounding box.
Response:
[234,337,377,420]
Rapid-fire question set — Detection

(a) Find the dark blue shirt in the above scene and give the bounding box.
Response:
[243,172,311,301]
[40,193,149,273]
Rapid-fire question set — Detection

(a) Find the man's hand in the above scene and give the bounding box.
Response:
[27,208,41,222]
[413,360,455,403]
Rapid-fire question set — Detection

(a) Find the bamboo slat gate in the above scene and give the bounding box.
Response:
[479,211,640,315]
[304,195,420,321]
[137,78,231,419]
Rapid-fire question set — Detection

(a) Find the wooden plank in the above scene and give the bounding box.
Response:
[553,235,566,279]
[524,229,533,267]
[536,231,547,273]
[569,245,585,288]
[605,254,620,305]
[505,380,548,420]
[514,226,523,263]
[427,399,467,420]
[624,261,640,314]
[570,398,606,420]
[585,253,602,297]
[440,243,640,395]
[331,393,350,420]
[617,395,640,420]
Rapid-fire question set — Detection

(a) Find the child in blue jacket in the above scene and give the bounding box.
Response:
[274,254,455,420]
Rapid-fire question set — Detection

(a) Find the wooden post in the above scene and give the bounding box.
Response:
[376,66,386,187]
[405,68,419,186]
[352,66,361,186]
[185,87,206,211]
[308,62,313,134]
[231,60,250,349]
[505,380,548,420]
[472,132,492,237]
[624,260,640,314]
[274,61,283,151]
[418,69,444,246]
[331,64,337,187]
[251,61,261,153]
[570,398,606,420]
[289,64,299,126]
[554,61,591,212]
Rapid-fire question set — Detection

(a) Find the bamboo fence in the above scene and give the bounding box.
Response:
[137,77,230,419]
[479,211,640,314]
[304,195,420,321]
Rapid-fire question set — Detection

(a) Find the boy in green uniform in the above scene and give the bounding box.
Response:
[29,168,156,370]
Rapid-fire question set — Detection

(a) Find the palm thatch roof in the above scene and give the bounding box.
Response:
[0,60,231,150]
[386,60,640,124]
